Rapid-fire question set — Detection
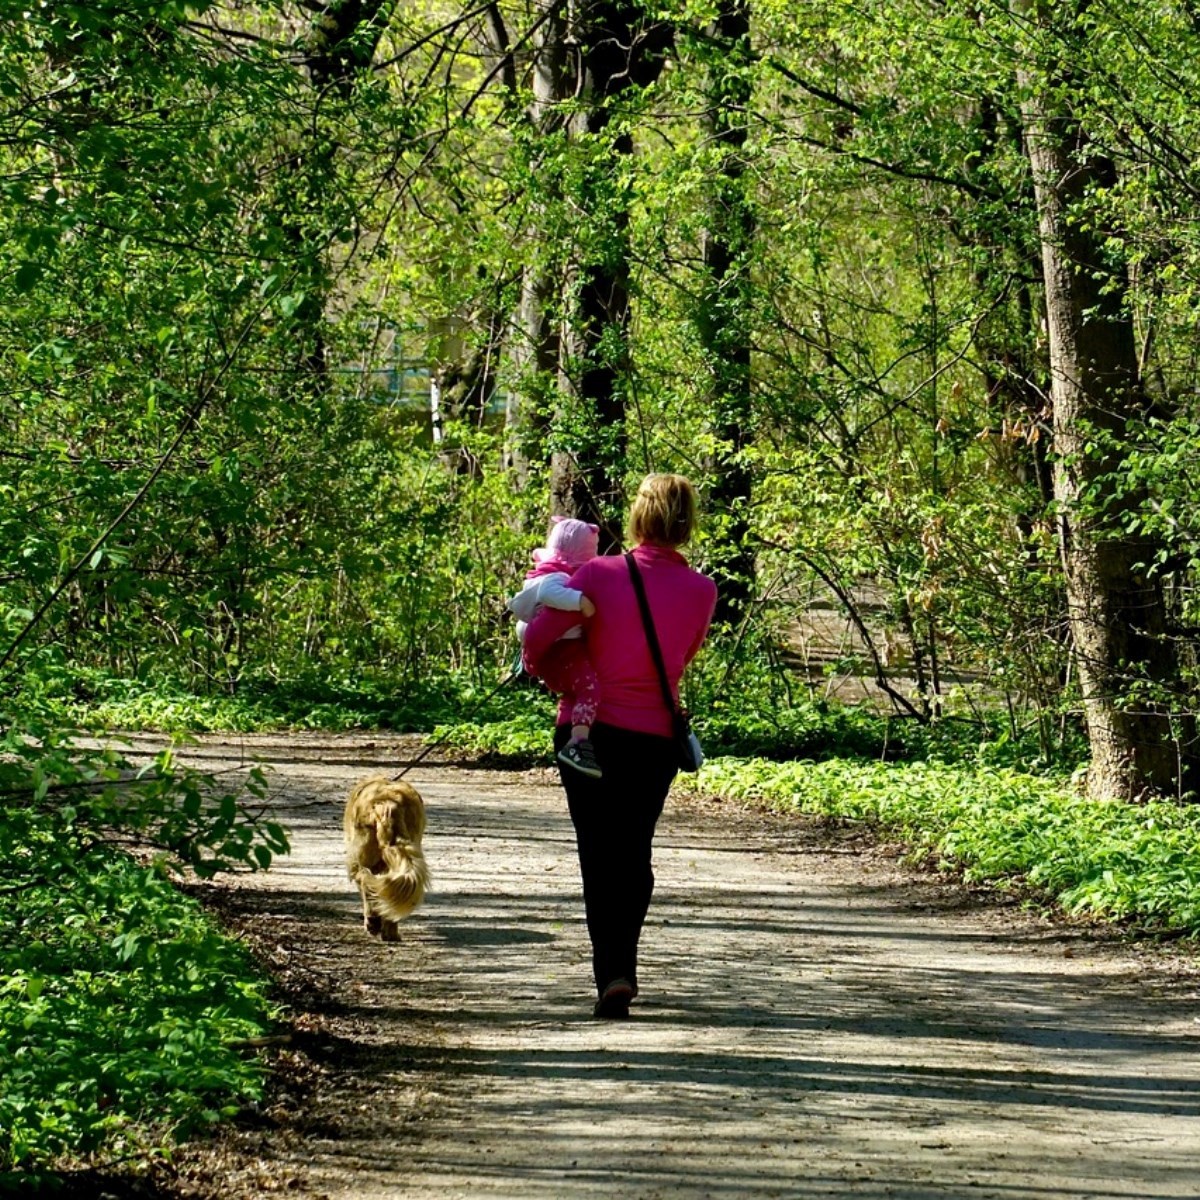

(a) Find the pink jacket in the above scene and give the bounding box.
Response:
[524,543,717,737]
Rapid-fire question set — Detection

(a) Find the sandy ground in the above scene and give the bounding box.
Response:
[117,733,1200,1200]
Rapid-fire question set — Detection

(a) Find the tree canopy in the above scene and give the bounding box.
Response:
[6,0,1200,798]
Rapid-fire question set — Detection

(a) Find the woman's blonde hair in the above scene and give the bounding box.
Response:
[628,473,698,548]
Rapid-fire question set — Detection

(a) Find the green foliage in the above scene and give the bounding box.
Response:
[0,804,275,1173]
[691,755,1200,934]
[0,698,285,1175]
[2,0,1199,787]
[700,699,910,762]
[434,701,558,762]
[20,661,549,739]
[0,0,1167,758]
[682,628,914,760]
[0,714,289,879]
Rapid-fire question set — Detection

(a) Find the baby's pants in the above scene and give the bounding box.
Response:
[537,638,600,729]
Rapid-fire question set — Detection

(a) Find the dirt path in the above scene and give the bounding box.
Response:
[146,733,1199,1200]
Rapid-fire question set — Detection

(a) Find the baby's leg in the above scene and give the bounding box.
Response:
[565,651,601,738]
[555,648,604,779]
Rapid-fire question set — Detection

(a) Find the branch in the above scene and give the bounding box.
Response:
[764,539,929,723]
[483,2,517,96]
[772,122,995,201]
[0,307,269,679]
[371,1,499,73]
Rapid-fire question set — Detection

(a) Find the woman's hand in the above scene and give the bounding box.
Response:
[579,596,596,619]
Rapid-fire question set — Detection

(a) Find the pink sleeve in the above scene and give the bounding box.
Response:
[525,561,597,674]
[684,583,718,664]
[523,605,581,674]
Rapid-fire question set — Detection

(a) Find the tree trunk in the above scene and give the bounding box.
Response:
[551,114,634,548]
[1019,60,1180,799]
[546,3,672,544]
[287,1,392,389]
[699,0,755,624]
[493,2,568,483]
[305,0,392,95]
[490,3,671,538]
[432,306,502,478]
[491,1,666,543]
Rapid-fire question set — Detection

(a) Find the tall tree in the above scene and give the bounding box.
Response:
[289,0,393,384]
[494,0,570,487]
[696,1,756,624]
[551,2,672,539]
[1018,7,1181,798]
[492,0,672,542]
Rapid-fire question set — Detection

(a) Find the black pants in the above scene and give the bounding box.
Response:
[555,721,678,995]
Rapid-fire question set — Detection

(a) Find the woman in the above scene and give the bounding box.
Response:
[523,474,717,1018]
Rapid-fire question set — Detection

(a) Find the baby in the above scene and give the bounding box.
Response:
[507,517,602,778]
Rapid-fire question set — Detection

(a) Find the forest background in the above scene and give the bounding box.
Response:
[6,0,1200,1181]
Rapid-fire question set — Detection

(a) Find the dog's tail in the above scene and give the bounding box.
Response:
[359,843,429,921]
[358,804,430,921]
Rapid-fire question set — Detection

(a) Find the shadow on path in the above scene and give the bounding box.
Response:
[153,743,1200,1200]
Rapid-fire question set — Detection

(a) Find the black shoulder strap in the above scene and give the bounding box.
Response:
[625,551,678,716]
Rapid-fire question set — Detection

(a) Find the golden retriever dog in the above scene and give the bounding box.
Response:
[343,776,430,942]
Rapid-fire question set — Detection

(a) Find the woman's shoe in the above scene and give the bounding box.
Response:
[593,977,634,1019]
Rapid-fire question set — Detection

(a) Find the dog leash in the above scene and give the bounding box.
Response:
[390,665,523,781]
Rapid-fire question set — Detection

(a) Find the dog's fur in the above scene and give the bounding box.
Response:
[343,776,430,941]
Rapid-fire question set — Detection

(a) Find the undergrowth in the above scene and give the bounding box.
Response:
[0,715,286,1179]
[0,823,276,1176]
[23,664,535,735]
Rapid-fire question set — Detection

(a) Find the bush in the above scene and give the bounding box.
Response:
[0,807,276,1173]
[0,711,287,1176]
